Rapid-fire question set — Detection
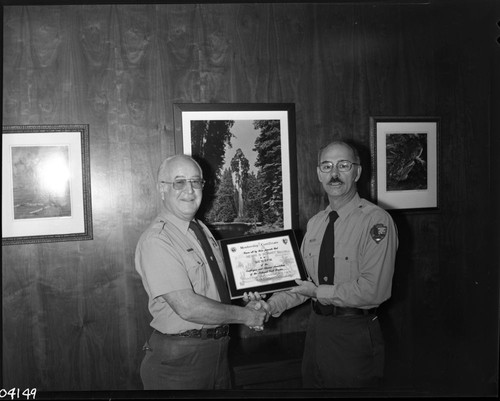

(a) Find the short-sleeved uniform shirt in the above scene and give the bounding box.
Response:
[135,211,227,334]
[270,193,398,314]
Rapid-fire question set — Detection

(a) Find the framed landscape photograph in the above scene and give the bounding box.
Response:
[2,124,93,245]
[173,103,298,240]
[369,117,440,210]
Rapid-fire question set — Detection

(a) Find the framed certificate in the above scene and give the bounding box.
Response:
[219,229,308,299]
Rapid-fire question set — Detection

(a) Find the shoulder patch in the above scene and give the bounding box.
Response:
[370,223,387,243]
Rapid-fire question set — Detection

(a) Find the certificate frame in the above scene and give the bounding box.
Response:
[219,229,308,300]
[369,116,440,211]
[173,103,298,240]
[2,124,93,245]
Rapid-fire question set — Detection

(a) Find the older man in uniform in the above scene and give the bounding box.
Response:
[135,154,267,390]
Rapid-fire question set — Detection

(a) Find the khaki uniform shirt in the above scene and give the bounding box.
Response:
[135,212,227,334]
[270,193,398,314]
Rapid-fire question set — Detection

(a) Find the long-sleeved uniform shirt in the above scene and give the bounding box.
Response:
[270,193,398,315]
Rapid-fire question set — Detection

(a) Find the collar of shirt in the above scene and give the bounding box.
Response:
[325,192,361,221]
[157,211,191,236]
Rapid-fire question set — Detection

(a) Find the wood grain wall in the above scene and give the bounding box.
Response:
[2,1,498,395]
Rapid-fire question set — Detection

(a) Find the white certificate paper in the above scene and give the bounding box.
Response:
[220,230,307,299]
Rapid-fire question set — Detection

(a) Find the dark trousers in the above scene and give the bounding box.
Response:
[140,330,231,390]
[302,311,384,388]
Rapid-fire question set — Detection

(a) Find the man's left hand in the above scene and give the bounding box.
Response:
[290,279,318,298]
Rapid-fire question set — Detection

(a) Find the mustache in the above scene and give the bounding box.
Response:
[328,177,343,184]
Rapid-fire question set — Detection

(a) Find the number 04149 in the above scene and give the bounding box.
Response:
[0,388,37,400]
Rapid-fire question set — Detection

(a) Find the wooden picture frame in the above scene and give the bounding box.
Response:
[369,117,440,210]
[2,124,93,245]
[173,103,298,240]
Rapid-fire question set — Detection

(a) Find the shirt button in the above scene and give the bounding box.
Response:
[323,276,328,282]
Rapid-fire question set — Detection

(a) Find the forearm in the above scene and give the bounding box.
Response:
[316,260,395,308]
[267,290,307,317]
[317,274,392,308]
[162,289,259,326]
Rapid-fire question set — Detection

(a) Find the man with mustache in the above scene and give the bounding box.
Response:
[253,141,398,388]
[135,154,267,390]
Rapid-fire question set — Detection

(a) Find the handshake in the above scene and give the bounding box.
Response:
[242,292,272,332]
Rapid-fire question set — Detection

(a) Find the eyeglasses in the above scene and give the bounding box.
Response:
[161,179,206,190]
[318,160,360,173]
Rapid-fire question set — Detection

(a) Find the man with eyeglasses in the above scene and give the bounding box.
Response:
[252,141,398,388]
[135,154,267,390]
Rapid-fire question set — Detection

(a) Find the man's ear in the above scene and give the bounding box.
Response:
[157,182,165,200]
[354,165,362,182]
[317,166,322,182]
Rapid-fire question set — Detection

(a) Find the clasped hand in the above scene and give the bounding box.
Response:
[243,292,271,331]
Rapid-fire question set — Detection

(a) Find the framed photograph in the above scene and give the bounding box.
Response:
[2,124,93,245]
[369,117,440,210]
[173,103,298,240]
[219,229,308,300]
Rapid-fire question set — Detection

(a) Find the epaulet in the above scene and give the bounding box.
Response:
[358,200,376,214]
[147,219,174,246]
[358,200,387,218]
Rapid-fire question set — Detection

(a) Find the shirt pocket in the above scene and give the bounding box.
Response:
[184,250,209,293]
[302,239,321,282]
[334,243,358,283]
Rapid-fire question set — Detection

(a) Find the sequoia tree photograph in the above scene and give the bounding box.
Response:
[190,118,284,240]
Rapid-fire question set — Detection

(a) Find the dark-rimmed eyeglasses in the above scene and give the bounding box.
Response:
[318,160,360,173]
[161,179,205,190]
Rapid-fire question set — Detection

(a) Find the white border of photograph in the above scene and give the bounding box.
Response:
[370,117,440,210]
[173,103,298,235]
[2,125,93,245]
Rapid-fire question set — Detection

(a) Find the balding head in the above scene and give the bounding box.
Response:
[157,154,203,183]
[318,141,361,166]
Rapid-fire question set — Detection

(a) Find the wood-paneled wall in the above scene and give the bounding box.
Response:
[2,1,498,395]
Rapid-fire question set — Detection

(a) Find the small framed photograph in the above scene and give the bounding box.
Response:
[173,103,298,240]
[2,124,93,245]
[369,117,440,210]
[219,229,308,300]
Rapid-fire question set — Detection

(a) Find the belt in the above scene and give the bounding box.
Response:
[163,325,230,340]
[312,301,377,316]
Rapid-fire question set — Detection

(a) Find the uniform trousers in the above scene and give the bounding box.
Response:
[302,310,384,388]
[140,330,231,390]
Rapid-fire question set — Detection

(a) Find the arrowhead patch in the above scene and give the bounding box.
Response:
[370,224,387,243]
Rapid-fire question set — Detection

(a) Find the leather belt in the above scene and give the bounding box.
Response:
[312,301,377,316]
[164,325,230,340]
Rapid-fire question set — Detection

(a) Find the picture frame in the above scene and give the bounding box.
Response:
[369,117,440,210]
[173,103,298,240]
[2,124,93,245]
[219,229,308,300]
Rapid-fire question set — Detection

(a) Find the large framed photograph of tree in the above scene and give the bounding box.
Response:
[173,103,298,240]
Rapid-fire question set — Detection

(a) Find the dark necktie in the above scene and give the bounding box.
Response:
[189,220,231,304]
[318,210,339,285]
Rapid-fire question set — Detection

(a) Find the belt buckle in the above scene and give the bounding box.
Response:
[214,325,226,339]
[313,301,334,316]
